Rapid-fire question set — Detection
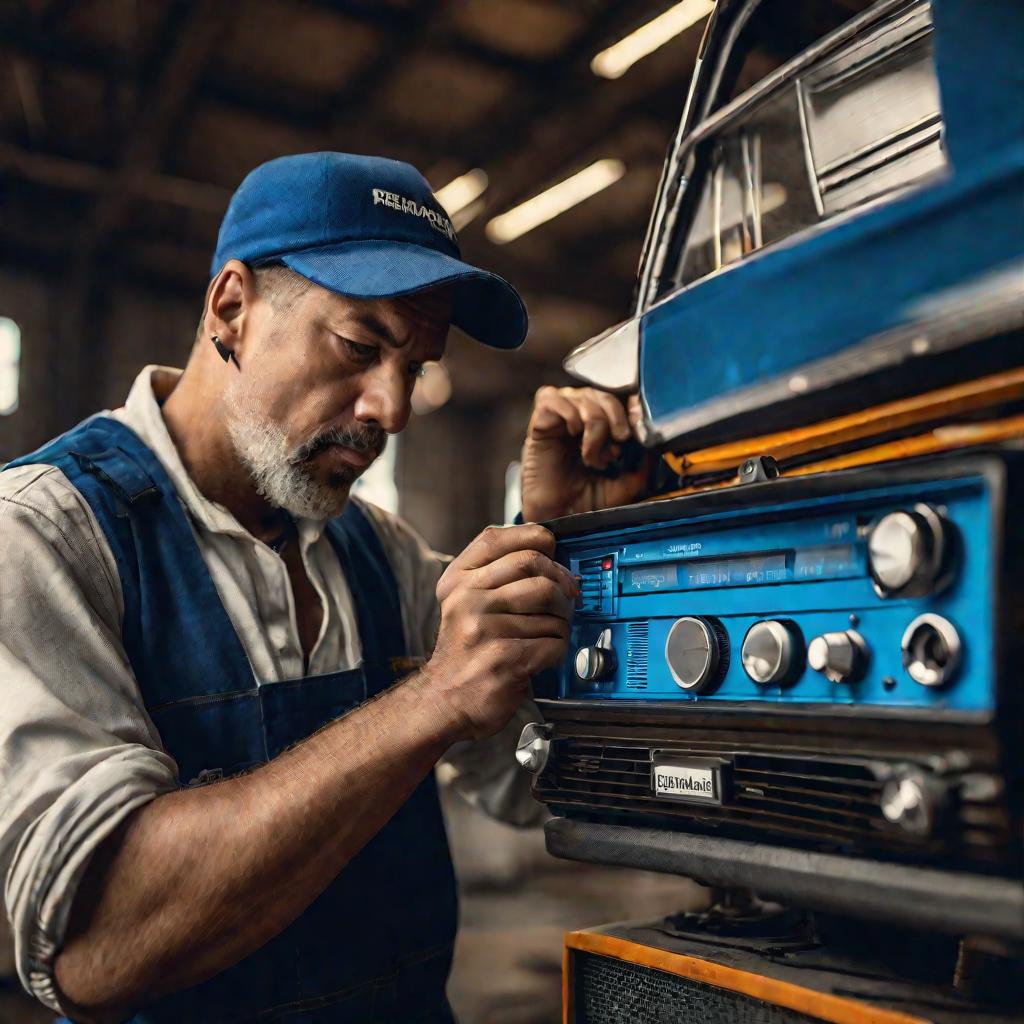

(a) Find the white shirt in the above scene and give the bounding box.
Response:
[0,366,540,1013]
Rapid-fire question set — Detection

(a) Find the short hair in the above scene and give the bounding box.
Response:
[251,262,311,312]
[194,262,311,344]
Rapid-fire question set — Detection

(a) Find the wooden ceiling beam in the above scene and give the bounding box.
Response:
[74,1,230,254]
[0,141,232,212]
[54,0,232,422]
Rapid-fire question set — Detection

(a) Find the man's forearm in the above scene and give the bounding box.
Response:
[55,671,459,1019]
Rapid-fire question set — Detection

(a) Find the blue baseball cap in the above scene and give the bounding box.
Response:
[211,152,528,350]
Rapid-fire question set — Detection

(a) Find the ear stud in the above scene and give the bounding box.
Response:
[211,335,239,367]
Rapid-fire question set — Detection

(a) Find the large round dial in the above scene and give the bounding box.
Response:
[868,504,953,598]
[665,616,728,693]
[741,620,804,686]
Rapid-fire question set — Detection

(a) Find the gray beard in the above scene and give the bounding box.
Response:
[224,391,384,521]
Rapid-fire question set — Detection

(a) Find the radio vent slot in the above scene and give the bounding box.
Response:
[577,558,607,616]
[625,622,649,689]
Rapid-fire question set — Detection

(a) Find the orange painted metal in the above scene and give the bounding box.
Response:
[562,940,572,1024]
[788,416,1024,476]
[563,929,934,1024]
[660,367,1024,478]
[650,414,1024,502]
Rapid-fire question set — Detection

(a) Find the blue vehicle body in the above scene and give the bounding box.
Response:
[566,0,1024,450]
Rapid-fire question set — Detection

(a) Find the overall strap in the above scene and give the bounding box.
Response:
[325,499,408,668]
[4,416,254,709]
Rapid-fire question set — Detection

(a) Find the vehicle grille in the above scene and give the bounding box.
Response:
[572,951,823,1024]
[537,736,1013,871]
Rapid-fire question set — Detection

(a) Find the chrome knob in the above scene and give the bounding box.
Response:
[574,628,616,681]
[901,614,962,687]
[868,504,953,598]
[741,619,804,686]
[881,770,946,836]
[516,722,552,775]
[665,616,728,693]
[808,630,869,684]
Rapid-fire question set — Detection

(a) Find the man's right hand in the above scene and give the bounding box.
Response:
[50,523,575,1019]
[422,524,577,741]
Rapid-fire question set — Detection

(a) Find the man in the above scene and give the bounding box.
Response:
[0,153,649,1023]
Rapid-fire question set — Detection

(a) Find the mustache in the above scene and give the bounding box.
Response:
[288,423,387,465]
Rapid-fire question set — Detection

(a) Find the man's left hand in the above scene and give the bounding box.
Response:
[520,386,653,523]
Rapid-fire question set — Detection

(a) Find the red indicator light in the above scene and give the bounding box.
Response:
[601,557,614,570]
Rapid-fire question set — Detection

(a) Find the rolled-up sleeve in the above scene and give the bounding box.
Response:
[359,502,547,829]
[0,466,178,1012]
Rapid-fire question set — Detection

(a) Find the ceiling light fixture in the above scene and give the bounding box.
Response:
[485,159,626,245]
[434,168,489,217]
[591,0,715,79]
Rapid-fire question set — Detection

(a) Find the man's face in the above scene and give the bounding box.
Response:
[224,278,450,519]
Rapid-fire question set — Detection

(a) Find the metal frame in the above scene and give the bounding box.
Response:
[548,818,1024,939]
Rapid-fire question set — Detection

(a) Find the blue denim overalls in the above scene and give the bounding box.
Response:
[7,416,458,1023]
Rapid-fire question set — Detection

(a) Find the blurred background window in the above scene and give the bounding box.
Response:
[352,435,399,515]
[503,460,522,525]
[0,319,20,416]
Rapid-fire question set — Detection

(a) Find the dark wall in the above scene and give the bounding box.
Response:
[0,269,531,555]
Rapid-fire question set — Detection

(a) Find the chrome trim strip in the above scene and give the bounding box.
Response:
[637,0,765,311]
[796,74,825,217]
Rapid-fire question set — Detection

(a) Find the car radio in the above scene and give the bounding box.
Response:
[513,0,1024,945]
[519,450,1024,938]
[557,467,981,713]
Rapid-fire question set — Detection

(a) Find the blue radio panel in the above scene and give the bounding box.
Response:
[558,474,993,713]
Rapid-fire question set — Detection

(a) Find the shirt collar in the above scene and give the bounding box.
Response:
[116,365,326,545]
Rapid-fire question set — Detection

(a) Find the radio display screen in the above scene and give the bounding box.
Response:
[624,553,788,593]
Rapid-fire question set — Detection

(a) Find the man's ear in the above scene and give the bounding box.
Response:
[203,260,257,359]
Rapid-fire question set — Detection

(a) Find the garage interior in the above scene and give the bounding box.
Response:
[0,2,882,1022]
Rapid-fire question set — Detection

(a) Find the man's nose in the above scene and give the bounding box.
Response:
[353,367,411,434]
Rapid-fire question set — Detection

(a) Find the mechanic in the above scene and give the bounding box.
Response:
[0,153,649,1023]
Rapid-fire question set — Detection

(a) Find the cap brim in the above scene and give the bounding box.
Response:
[276,240,527,350]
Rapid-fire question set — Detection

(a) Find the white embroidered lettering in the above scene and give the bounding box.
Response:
[369,188,457,242]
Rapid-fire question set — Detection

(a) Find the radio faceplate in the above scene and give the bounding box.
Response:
[557,473,993,713]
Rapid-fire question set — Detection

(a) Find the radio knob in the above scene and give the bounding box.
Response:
[516,722,553,775]
[901,614,962,688]
[868,504,953,598]
[574,628,616,682]
[808,630,869,684]
[741,620,804,686]
[665,616,729,693]
[881,770,947,836]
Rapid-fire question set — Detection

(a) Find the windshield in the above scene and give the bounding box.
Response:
[659,0,946,296]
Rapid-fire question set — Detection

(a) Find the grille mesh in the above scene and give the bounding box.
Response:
[538,738,1012,870]
[574,952,825,1024]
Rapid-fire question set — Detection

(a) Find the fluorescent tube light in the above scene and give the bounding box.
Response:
[434,168,488,217]
[591,0,715,79]
[485,159,626,244]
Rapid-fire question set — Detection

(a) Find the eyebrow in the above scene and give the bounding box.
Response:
[343,313,399,347]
